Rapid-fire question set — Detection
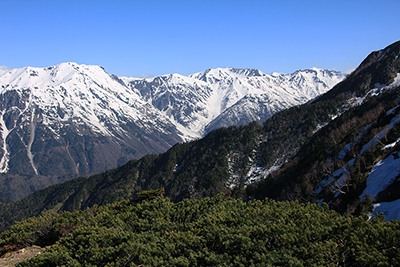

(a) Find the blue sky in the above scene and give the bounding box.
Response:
[1,0,399,77]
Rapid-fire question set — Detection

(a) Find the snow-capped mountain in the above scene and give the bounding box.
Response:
[123,67,345,135]
[0,63,345,187]
[202,68,344,132]
[0,63,182,178]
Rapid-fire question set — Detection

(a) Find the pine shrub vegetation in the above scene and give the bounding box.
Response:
[0,193,398,266]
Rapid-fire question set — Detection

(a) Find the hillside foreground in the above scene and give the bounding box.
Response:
[0,193,399,266]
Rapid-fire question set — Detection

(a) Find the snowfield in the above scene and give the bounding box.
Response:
[372,199,400,221]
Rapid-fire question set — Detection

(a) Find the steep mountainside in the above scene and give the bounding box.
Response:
[0,64,344,201]
[249,40,400,219]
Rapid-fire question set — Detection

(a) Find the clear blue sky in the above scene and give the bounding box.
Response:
[1,0,399,77]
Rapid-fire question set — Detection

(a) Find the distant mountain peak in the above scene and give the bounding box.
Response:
[190,67,265,82]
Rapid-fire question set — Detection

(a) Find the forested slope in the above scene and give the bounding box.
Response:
[0,122,262,232]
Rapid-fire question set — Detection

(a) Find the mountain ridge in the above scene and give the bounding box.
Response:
[0,64,344,201]
[123,66,345,136]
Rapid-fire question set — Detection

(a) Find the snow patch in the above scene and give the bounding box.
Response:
[315,159,355,196]
[360,114,400,155]
[27,108,38,175]
[382,137,400,150]
[246,165,266,184]
[387,73,400,90]
[371,199,400,221]
[226,152,242,190]
[337,143,353,160]
[360,151,400,200]
[0,110,11,173]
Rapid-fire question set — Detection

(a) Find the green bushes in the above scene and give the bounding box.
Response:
[0,194,397,266]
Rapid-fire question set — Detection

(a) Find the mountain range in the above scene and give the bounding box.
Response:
[0,40,399,232]
[0,63,345,201]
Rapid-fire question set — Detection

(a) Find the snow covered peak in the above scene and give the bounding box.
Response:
[229,68,265,77]
[189,67,266,83]
[0,62,188,177]
[0,62,176,137]
[0,62,107,90]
